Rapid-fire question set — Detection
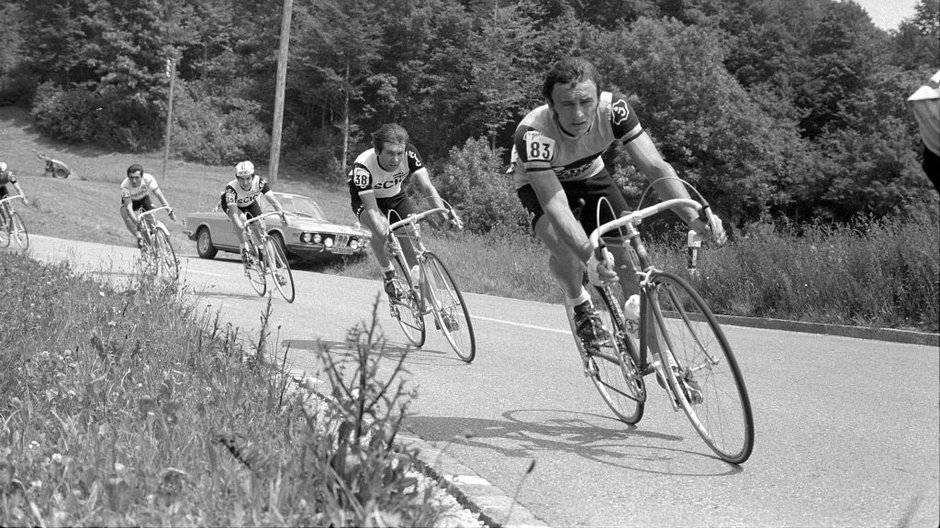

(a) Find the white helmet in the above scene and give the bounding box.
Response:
[0,162,6,172]
[235,160,254,177]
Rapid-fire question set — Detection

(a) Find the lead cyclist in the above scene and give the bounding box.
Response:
[509,57,726,352]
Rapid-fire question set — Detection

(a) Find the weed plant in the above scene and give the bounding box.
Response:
[0,251,443,526]
[399,213,938,332]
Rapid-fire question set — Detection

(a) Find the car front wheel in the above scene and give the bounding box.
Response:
[196,227,218,259]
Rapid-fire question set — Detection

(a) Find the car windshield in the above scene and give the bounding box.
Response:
[265,194,326,220]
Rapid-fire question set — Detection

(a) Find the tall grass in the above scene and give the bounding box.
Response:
[0,252,446,526]
[377,214,939,333]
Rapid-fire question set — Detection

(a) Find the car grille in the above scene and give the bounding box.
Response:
[335,234,350,247]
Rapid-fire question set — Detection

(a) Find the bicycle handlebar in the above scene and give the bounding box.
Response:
[0,195,26,206]
[137,205,173,222]
[243,211,286,228]
[588,198,709,251]
[387,206,453,232]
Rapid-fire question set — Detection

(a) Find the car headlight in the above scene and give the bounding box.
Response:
[349,239,359,250]
[324,237,334,248]
[300,233,311,243]
[313,233,322,244]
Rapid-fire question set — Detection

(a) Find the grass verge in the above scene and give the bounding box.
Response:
[0,250,451,526]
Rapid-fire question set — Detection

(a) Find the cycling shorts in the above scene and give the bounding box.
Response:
[348,180,419,224]
[517,168,630,234]
[122,195,154,212]
[0,186,8,199]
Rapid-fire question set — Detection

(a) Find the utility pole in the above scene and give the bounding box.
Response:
[269,0,293,184]
[162,53,176,180]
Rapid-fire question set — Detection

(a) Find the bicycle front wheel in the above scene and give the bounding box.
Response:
[152,227,178,280]
[390,252,426,347]
[0,216,10,248]
[647,271,754,464]
[264,238,295,303]
[245,246,266,297]
[422,252,475,362]
[9,212,28,250]
[590,284,646,424]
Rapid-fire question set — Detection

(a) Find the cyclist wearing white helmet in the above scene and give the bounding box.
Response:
[221,160,287,263]
[120,163,175,249]
[0,161,29,227]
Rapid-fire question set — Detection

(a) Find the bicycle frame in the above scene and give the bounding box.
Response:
[0,194,25,216]
[242,211,285,252]
[386,206,450,308]
[589,198,710,397]
[136,206,173,236]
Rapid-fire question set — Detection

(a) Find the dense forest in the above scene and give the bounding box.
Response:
[0,0,938,230]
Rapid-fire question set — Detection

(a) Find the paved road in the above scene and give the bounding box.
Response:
[23,235,940,527]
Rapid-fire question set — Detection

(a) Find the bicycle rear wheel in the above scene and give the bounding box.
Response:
[245,246,267,296]
[152,227,178,280]
[647,271,754,464]
[264,238,295,302]
[589,284,646,424]
[390,252,426,347]
[422,252,475,362]
[9,212,28,250]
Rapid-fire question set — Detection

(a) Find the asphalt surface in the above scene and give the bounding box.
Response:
[21,235,940,528]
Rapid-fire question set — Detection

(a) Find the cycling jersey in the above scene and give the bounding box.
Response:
[120,173,159,201]
[348,145,427,200]
[0,169,17,187]
[223,175,271,211]
[510,91,643,188]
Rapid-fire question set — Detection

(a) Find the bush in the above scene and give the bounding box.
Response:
[433,137,528,234]
[168,83,270,165]
[31,83,163,151]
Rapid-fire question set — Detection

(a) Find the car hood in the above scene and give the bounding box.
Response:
[286,216,370,237]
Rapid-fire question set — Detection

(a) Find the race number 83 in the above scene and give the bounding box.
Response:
[525,136,554,161]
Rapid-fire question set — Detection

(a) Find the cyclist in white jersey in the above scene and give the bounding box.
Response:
[0,161,28,227]
[347,123,447,303]
[509,57,726,349]
[119,164,175,249]
[221,160,287,263]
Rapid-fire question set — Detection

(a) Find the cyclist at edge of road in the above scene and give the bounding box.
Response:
[508,56,727,350]
[220,160,288,267]
[0,161,29,226]
[120,163,175,250]
[347,123,450,305]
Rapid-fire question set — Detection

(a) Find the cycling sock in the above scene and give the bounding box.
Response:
[384,269,395,281]
[565,287,591,308]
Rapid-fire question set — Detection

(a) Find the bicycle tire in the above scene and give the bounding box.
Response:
[264,238,295,303]
[589,284,646,424]
[9,212,28,250]
[244,245,267,297]
[647,271,754,464]
[390,251,426,347]
[0,216,10,248]
[422,252,475,362]
[152,227,178,280]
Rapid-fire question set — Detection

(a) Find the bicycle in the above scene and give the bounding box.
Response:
[0,195,30,250]
[241,211,295,303]
[385,201,476,362]
[136,206,179,280]
[574,194,754,464]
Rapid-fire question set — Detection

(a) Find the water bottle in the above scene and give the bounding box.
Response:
[623,294,640,338]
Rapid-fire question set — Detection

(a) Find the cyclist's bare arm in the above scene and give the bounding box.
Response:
[624,133,704,226]
[530,173,593,262]
[12,182,27,204]
[152,187,175,220]
[411,169,445,210]
[262,191,287,220]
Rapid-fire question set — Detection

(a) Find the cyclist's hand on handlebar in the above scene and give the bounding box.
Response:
[587,247,618,286]
[279,212,289,226]
[448,210,464,230]
[168,208,177,221]
[692,211,727,246]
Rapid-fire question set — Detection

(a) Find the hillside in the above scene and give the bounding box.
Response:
[0,106,361,257]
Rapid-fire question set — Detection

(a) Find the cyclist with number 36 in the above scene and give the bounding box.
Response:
[509,57,727,352]
[347,123,450,305]
[221,160,288,267]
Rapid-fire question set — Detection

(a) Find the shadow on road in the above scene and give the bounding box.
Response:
[405,409,743,476]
